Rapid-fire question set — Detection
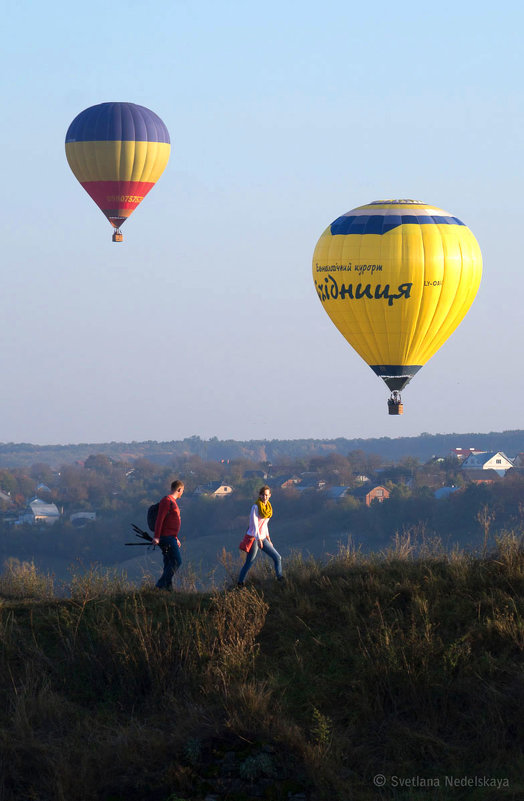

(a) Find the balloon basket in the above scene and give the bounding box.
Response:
[388,391,403,415]
[388,402,403,415]
[112,231,123,243]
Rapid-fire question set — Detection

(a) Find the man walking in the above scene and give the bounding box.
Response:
[152,479,184,590]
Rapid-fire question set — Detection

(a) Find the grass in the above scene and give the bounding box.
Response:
[0,534,522,801]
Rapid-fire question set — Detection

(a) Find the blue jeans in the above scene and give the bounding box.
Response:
[238,539,282,584]
[156,538,182,589]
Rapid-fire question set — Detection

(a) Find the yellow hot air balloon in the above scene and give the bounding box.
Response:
[312,200,482,414]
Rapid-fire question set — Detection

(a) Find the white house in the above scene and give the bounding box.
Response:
[461,451,513,475]
[194,483,234,498]
[17,498,60,526]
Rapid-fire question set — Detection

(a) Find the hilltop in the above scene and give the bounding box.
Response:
[2,429,524,468]
[0,538,522,801]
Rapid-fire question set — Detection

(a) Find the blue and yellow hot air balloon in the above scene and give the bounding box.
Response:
[313,200,482,414]
[65,102,170,242]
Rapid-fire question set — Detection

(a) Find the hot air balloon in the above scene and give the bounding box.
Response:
[65,102,170,242]
[312,200,482,414]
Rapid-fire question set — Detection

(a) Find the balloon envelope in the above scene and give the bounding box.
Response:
[65,102,170,233]
[312,200,482,391]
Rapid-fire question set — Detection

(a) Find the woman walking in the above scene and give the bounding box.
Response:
[238,486,283,587]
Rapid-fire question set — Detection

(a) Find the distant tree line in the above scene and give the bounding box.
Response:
[1,429,524,468]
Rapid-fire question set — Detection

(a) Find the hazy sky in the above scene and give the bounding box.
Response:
[1,1,522,445]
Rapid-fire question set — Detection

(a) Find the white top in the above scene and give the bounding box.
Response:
[247,503,269,542]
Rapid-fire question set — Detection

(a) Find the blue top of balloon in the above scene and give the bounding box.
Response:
[66,102,170,144]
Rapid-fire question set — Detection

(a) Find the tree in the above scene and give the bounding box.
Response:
[84,455,115,476]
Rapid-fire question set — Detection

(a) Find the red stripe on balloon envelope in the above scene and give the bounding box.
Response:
[79,180,156,212]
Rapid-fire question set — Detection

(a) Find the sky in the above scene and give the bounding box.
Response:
[1,0,523,446]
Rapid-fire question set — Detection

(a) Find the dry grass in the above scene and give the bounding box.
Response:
[0,535,522,800]
[0,557,55,600]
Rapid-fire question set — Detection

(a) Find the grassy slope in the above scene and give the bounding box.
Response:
[0,537,522,801]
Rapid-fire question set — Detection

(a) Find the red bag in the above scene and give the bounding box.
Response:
[239,534,255,553]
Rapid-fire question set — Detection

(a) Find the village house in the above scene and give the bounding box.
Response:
[326,486,352,500]
[353,472,371,484]
[70,511,97,527]
[352,484,390,506]
[16,497,60,526]
[243,469,268,480]
[274,475,302,490]
[194,482,234,498]
[296,478,327,492]
[461,469,504,486]
[461,451,513,475]
[511,453,524,469]
[0,489,13,506]
[450,447,485,462]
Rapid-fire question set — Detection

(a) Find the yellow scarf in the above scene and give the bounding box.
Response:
[256,499,273,518]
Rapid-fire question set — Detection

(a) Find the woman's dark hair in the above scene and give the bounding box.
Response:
[258,485,271,497]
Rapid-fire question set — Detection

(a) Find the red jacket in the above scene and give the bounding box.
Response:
[154,495,181,540]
